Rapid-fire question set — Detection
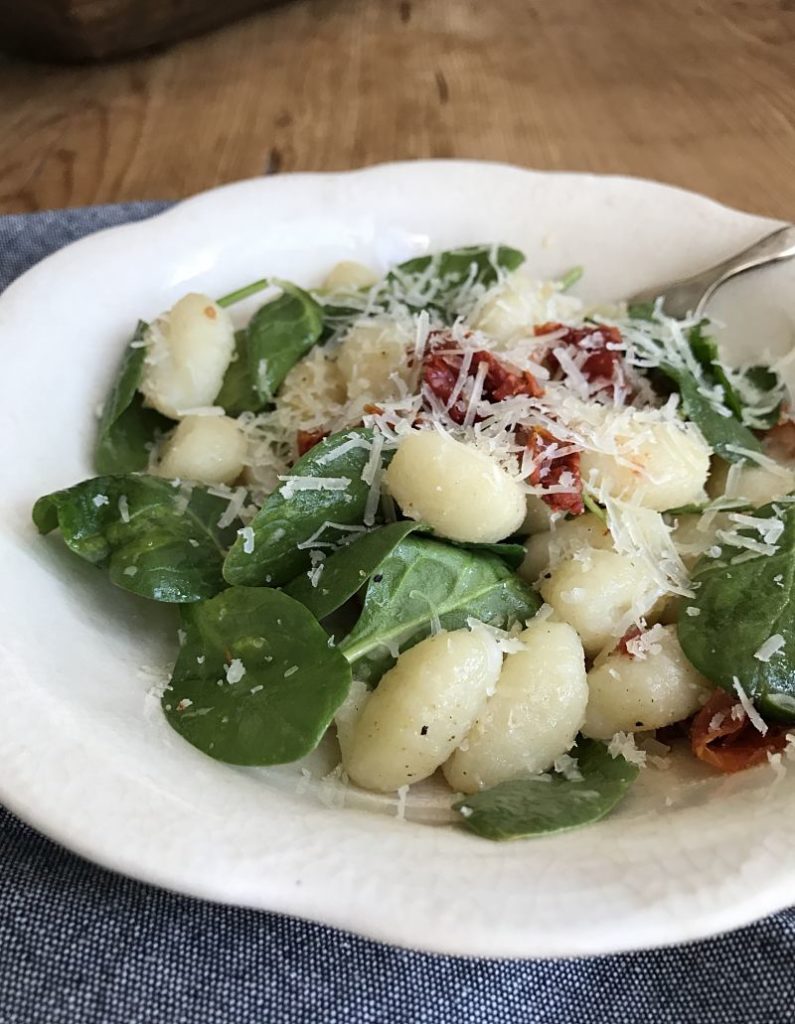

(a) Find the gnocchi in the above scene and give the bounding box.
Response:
[519,512,614,584]
[580,411,710,511]
[341,628,503,792]
[470,268,582,345]
[337,318,413,404]
[443,620,587,793]
[322,260,380,292]
[140,293,235,419]
[584,624,711,738]
[707,459,795,508]
[385,430,527,543]
[155,414,247,485]
[277,345,346,430]
[540,549,659,657]
[520,494,556,535]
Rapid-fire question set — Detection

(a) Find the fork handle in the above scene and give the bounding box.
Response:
[693,224,795,315]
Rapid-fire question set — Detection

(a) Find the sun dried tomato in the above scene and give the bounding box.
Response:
[535,322,627,393]
[690,690,790,773]
[764,419,795,461]
[522,425,584,516]
[296,428,329,457]
[615,625,644,658]
[421,332,543,424]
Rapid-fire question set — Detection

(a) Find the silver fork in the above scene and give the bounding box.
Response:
[627,224,795,319]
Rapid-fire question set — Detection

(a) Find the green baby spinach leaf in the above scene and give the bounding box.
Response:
[449,541,527,571]
[387,244,525,318]
[216,278,270,309]
[247,282,324,404]
[559,265,583,292]
[733,365,786,431]
[95,322,170,474]
[688,325,785,431]
[215,330,261,415]
[678,499,795,721]
[224,428,387,588]
[163,587,351,765]
[687,323,748,424]
[283,520,421,619]
[660,361,762,462]
[339,535,540,685]
[453,739,639,840]
[316,299,372,344]
[33,474,240,602]
[628,315,764,462]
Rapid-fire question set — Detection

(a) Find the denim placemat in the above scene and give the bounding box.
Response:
[1,202,793,1024]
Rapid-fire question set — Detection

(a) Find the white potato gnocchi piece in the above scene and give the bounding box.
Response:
[277,345,346,429]
[519,513,613,584]
[342,628,503,792]
[443,620,587,793]
[469,268,582,345]
[155,415,247,485]
[337,318,412,403]
[540,549,658,657]
[140,293,236,419]
[670,512,730,568]
[385,430,526,543]
[584,624,711,738]
[707,459,795,508]
[579,412,710,511]
[521,495,556,535]
[334,679,371,763]
[322,260,379,292]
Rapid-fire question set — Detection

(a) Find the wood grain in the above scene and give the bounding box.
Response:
[0,0,793,217]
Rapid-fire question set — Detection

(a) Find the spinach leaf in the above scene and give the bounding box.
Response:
[216,278,270,309]
[628,314,763,461]
[95,322,170,474]
[450,541,527,571]
[224,428,386,588]
[163,587,351,765]
[247,283,324,404]
[316,300,370,344]
[659,361,762,462]
[733,365,786,431]
[387,244,525,317]
[678,499,795,722]
[339,535,540,685]
[453,739,639,840]
[582,493,607,522]
[687,323,745,420]
[559,265,583,292]
[688,325,785,431]
[283,521,420,619]
[215,330,261,415]
[33,474,240,602]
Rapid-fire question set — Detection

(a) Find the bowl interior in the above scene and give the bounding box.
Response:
[0,163,793,957]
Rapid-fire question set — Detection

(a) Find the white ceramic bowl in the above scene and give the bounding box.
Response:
[1,162,793,958]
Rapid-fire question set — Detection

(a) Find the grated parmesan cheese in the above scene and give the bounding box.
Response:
[754,634,785,663]
[607,731,647,766]
[237,525,255,554]
[225,659,246,684]
[732,677,768,735]
[278,476,350,500]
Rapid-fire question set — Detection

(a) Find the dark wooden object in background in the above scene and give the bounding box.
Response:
[0,0,793,216]
[0,0,278,61]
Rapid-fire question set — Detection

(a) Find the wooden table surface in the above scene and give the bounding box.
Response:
[1,0,793,217]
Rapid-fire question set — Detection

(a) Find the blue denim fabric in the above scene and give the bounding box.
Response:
[1,203,793,1024]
